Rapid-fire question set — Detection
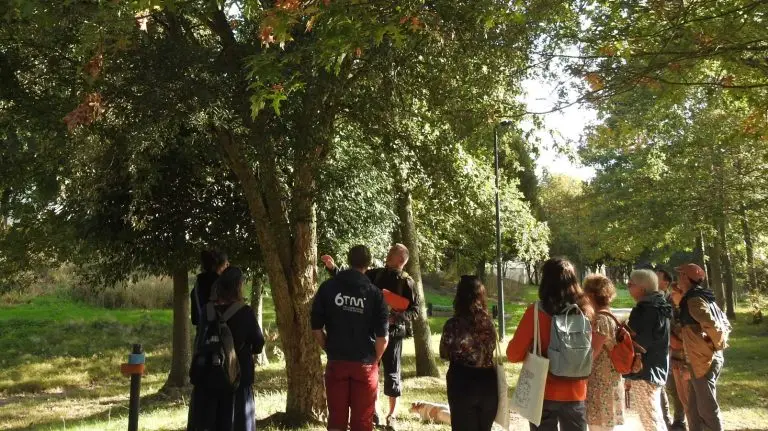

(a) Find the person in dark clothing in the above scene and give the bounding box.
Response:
[655,266,686,430]
[188,266,265,431]
[190,250,229,327]
[439,275,498,431]
[624,269,672,431]
[312,245,389,431]
[321,243,419,430]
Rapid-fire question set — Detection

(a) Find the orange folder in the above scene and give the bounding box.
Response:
[382,289,409,311]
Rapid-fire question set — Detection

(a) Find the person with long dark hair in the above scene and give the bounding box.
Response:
[191,250,229,329]
[188,266,264,431]
[439,275,498,431]
[506,258,593,431]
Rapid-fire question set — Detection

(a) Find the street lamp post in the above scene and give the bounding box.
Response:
[494,120,513,340]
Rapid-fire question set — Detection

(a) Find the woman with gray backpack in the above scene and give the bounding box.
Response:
[506,258,594,431]
[188,266,265,431]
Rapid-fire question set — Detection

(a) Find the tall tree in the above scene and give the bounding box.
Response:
[2,0,578,420]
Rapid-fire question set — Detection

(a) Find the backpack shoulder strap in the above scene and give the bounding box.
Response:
[220,301,246,322]
[597,310,620,326]
[193,281,201,319]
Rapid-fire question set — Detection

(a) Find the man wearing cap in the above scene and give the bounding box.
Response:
[655,266,686,430]
[673,263,731,431]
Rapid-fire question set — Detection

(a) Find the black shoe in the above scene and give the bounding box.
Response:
[373,412,380,428]
[385,415,397,431]
[669,420,687,430]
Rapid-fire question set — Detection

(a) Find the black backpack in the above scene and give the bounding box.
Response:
[190,299,244,393]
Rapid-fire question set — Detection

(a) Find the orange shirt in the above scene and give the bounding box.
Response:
[506,303,588,402]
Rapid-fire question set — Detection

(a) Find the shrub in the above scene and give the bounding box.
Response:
[68,275,175,309]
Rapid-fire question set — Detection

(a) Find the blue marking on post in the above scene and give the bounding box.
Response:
[128,353,145,365]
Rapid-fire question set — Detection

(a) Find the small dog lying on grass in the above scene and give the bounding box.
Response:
[409,401,451,425]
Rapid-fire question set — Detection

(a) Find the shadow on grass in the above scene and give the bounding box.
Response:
[6,389,189,431]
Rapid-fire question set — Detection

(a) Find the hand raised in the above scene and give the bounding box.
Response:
[320,255,335,269]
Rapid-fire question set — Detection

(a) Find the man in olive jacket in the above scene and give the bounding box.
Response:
[673,264,730,431]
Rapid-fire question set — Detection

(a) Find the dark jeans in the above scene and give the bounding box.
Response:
[687,353,724,431]
[382,336,403,397]
[446,363,498,431]
[530,400,587,431]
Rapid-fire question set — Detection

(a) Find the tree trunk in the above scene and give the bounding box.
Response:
[215,130,326,423]
[740,205,757,293]
[164,268,191,389]
[251,273,269,366]
[396,186,440,377]
[203,7,331,420]
[694,232,709,289]
[708,240,726,310]
[476,259,487,283]
[718,219,737,319]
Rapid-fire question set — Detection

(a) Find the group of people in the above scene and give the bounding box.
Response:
[184,245,730,431]
[312,248,730,431]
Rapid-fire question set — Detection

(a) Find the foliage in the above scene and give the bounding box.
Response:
[538,173,594,266]
[572,0,768,111]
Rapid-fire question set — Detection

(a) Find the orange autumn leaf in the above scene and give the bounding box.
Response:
[585,72,604,91]
[720,75,735,87]
[598,45,617,56]
[696,32,714,47]
[742,110,765,135]
[275,0,300,10]
[638,76,661,90]
[260,26,275,45]
[63,93,105,132]
[83,53,103,78]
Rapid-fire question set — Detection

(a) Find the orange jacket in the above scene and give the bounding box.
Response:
[506,304,588,402]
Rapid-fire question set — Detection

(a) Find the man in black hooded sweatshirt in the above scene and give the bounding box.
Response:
[625,269,672,431]
[321,244,419,430]
[312,245,389,431]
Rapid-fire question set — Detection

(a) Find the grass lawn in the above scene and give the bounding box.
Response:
[1,286,767,430]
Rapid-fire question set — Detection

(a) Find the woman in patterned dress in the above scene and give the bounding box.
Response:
[583,274,625,431]
[439,275,498,431]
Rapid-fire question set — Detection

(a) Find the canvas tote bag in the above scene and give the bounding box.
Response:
[511,301,550,426]
[494,333,510,430]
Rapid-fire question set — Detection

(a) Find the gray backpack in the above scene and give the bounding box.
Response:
[547,302,593,379]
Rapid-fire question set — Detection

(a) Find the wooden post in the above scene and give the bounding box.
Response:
[120,344,145,431]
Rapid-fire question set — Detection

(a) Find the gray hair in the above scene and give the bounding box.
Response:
[630,269,659,294]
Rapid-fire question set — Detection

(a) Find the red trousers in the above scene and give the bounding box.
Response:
[325,360,379,431]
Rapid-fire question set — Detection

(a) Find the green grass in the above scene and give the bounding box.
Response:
[1,287,767,430]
